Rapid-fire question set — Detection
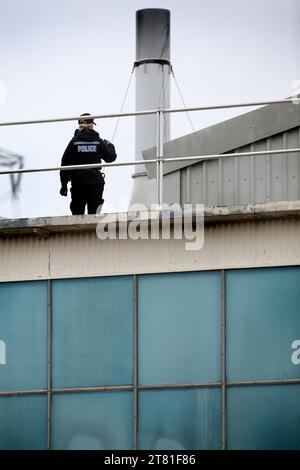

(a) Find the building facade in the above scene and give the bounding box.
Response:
[0,207,299,450]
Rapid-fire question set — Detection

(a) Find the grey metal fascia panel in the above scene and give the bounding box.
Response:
[143,101,300,178]
[286,128,300,200]
[163,171,181,204]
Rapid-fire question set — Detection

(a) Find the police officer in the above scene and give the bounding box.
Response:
[60,113,117,215]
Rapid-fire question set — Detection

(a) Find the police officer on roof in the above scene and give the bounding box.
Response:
[60,113,117,215]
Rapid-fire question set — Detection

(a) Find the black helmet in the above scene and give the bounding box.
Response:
[78,113,96,125]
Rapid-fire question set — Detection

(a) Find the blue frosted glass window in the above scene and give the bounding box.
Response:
[0,395,47,449]
[227,384,300,449]
[52,391,133,449]
[138,272,221,384]
[0,281,47,391]
[227,267,300,381]
[138,388,221,450]
[52,276,133,388]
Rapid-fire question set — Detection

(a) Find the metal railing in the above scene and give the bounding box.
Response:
[0,98,299,206]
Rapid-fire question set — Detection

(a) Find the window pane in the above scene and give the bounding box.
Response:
[227,384,300,449]
[0,395,47,449]
[52,391,133,449]
[138,388,221,450]
[0,281,47,391]
[52,276,133,387]
[138,272,221,384]
[227,267,300,381]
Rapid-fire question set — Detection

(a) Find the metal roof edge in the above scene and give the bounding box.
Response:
[0,200,300,237]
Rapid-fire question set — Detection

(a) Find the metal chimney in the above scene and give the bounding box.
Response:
[130,8,171,206]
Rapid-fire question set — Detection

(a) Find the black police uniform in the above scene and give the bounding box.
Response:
[60,128,116,215]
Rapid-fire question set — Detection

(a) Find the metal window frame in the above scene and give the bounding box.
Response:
[133,274,138,450]
[47,280,52,449]
[0,378,299,398]
[221,270,227,450]
[1,270,300,450]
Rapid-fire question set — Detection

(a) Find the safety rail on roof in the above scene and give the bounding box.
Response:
[0,98,299,205]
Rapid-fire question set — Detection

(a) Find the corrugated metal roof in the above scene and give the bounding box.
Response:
[143,101,300,176]
[142,101,300,207]
[179,128,300,206]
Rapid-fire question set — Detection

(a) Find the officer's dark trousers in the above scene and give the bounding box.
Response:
[70,183,104,215]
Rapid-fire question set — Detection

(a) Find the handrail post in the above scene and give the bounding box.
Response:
[156,110,160,205]
[159,108,164,206]
[156,108,164,207]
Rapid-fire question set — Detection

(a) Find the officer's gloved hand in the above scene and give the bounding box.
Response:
[60,186,68,197]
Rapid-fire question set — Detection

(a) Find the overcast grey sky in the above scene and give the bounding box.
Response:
[0,0,299,218]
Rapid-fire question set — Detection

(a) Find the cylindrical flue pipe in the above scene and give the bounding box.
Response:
[130,8,171,206]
